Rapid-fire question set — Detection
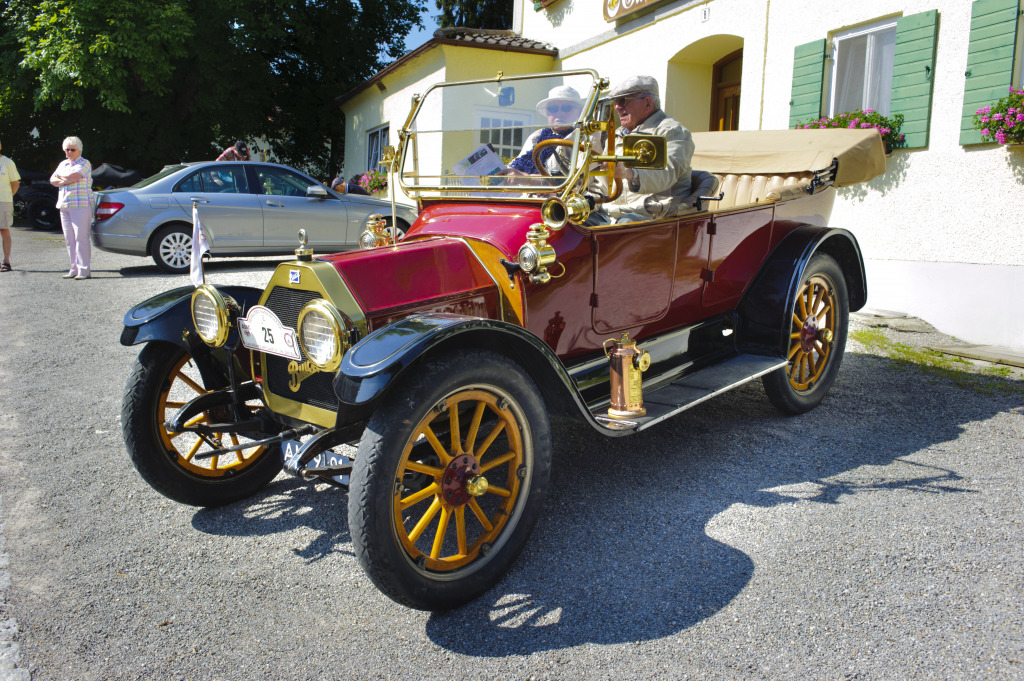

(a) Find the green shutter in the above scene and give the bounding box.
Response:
[890,11,939,148]
[790,39,827,128]
[960,0,1020,145]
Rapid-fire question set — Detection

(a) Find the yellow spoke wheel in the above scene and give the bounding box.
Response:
[787,274,835,391]
[393,389,524,572]
[123,342,283,507]
[156,353,267,478]
[349,351,552,611]
[763,253,849,415]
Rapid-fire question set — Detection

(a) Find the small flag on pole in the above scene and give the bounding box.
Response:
[190,202,211,287]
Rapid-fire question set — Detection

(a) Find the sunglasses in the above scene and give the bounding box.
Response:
[65,147,77,152]
[545,103,578,115]
[612,95,646,107]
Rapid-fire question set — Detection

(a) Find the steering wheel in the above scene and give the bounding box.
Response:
[532,136,622,203]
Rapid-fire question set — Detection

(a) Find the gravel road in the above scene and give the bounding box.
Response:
[1,223,1022,680]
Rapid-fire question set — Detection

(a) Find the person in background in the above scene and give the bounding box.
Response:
[0,139,20,272]
[50,136,93,280]
[506,85,584,176]
[345,173,370,195]
[216,141,251,162]
[590,75,694,224]
[333,173,369,195]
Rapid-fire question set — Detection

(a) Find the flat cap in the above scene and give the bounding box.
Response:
[607,75,659,99]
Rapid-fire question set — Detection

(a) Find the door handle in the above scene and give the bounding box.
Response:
[265,200,284,207]
[189,197,210,204]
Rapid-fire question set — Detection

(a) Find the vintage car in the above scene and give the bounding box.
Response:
[119,70,885,610]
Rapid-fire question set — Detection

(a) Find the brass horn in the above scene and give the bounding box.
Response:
[540,198,568,231]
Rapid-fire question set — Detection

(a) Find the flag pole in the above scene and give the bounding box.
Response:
[190,198,211,287]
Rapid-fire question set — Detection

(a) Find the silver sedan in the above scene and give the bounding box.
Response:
[91,161,418,273]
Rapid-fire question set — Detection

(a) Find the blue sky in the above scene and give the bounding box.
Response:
[404,10,441,52]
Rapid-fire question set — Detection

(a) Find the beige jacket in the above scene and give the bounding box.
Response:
[604,110,695,219]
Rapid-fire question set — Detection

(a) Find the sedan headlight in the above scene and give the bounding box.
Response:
[191,284,232,347]
[297,299,351,371]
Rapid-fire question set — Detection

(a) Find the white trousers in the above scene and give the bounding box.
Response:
[60,206,93,276]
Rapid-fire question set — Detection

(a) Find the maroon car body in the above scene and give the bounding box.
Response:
[119,70,886,610]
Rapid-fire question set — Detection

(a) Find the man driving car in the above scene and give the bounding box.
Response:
[590,75,695,224]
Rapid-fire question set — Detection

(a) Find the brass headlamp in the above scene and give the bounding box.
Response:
[297,299,351,372]
[190,284,239,348]
[359,213,392,249]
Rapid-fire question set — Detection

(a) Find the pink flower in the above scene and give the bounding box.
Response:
[863,109,875,114]
[981,128,991,136]
[996,130,1007,144]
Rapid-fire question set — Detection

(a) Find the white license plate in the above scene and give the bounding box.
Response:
[238,305,302,360]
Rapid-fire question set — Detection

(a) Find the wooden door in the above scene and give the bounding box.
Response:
[711,50,743,132]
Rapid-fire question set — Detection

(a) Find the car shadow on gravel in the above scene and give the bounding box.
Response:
[423,350,1020,656]
[189,476,353,562]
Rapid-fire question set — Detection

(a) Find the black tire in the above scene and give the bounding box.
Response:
[349,350,552,610]
[27,197,60,230]
[151,224,192,274]
[122,342,283,506]
[762,253,850,414]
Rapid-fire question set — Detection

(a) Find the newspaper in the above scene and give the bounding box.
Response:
[452,144,504,186]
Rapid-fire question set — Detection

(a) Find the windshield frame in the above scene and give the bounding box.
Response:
[395,70,606,200]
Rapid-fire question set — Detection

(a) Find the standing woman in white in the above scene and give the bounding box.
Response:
[50,136,94,280]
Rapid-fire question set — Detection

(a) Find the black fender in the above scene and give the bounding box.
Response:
[737,226,866,356]
[119,285,265,388]
[333,313,591,421]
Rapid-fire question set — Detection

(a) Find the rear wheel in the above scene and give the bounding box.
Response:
[122,342,283,506]
[349,351,551,610]
[152,224,192,274]
[763,253,849,414]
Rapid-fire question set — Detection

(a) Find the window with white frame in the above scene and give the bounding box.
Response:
[478,110,532,163]
[829,19,897,116]
[366,125,388,171]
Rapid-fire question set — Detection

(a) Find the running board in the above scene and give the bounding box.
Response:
[593,354,786,433]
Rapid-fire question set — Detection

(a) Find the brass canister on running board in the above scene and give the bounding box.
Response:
[603,332,651,419]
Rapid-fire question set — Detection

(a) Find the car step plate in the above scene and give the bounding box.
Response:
[593,354,786,433]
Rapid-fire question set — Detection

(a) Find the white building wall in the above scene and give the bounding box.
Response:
[518,0,1024,349]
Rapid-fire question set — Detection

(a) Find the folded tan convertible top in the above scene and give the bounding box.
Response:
[690,128,887,187]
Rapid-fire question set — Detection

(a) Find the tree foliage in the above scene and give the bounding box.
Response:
[434,0,512,30]
[0,0,425,177]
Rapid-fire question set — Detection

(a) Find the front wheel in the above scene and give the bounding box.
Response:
[383,217,407,243]
[349,351,552,610]
[122,342,283,506]
[762,253,850,414]
[152,224,192,274]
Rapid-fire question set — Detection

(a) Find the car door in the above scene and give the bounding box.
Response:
[250,165,350,251]
[171,165,263,250]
